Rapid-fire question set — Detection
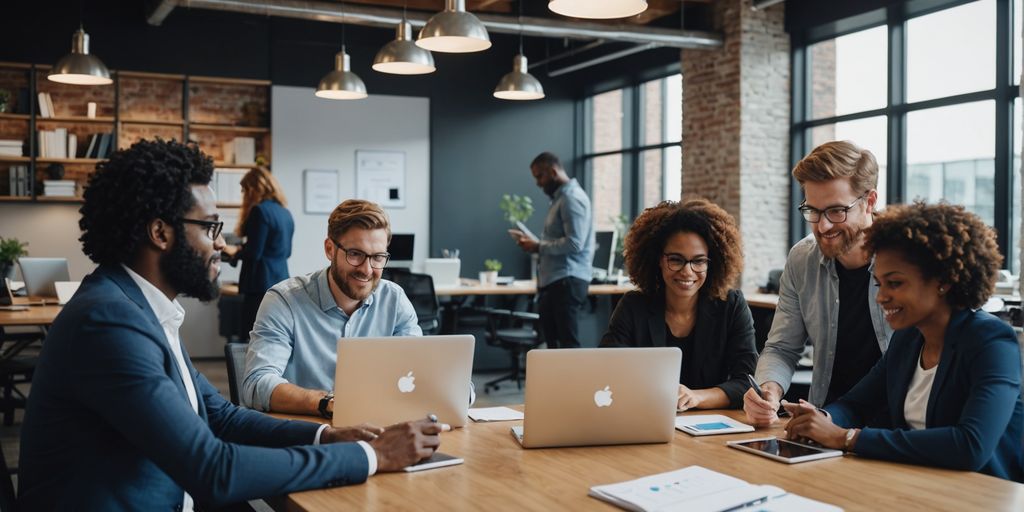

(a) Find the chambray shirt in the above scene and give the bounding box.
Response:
[754,234,893,406]
[538,178,595,287]
[242,267,421,411]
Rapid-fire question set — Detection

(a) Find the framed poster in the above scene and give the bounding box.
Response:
[304,169,339,214]
[356,150,406,208]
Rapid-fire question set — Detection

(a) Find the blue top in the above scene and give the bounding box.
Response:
[237,199,295,294]
[242,267,421,410]
[538,178,595,287]
[18,265,369,511]
[825,308,1023,482]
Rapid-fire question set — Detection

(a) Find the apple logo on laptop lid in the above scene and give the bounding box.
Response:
[397,371,416,393]
[594,385,613,407]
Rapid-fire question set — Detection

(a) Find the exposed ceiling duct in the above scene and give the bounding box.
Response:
[147,0,722,50]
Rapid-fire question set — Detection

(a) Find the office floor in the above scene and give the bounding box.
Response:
[1,359,525,486]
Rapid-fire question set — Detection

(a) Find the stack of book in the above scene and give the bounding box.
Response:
[36,92,55,118]
[0,139,23,157]
[6,166,30,196]
[43,180,76,197]
[81,132,114,159]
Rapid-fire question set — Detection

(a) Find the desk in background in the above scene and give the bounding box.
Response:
[0,299,61,328]
[434,279,634,297]
[275,408,1023,511]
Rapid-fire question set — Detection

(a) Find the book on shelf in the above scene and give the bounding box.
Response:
[37,92,52,118]
[67,134,77,159]
[6,165,29,196]
[231,137,255,165]
[84,134,98,159]
[43,180,77,197]
[0,139,23,157]
[588,465,842,512]
[213,168,246,205]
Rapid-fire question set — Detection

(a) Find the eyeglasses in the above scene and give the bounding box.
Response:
[333,242,391,269]
[798,194,865,224]
[181,219,224,240]
[663,254,710,273]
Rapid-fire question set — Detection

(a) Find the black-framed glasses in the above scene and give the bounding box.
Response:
[798,194,865,224]
[181,219,224,240]
[333,242,390,269]
[663,254,710,273]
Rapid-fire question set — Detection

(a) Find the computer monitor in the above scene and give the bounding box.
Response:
[389,233,415,268]
[592,231,618,278]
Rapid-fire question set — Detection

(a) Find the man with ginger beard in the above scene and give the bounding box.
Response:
[243,199,421,417]
[743,141,894,426]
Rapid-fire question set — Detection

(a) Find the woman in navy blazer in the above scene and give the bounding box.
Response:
[225,167,294,339]
[784,202,1022,482]
[601,199,757,410]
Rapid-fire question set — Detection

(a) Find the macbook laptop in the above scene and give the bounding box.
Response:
[18,257,70,299]
[512,347,681,448]
[423,258,460,288]
[54,281,81,305]
[333,335,475,428]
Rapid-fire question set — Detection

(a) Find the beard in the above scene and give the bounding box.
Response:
[160,233,220,302]
[330,260,379,302]
[816,225,863,260]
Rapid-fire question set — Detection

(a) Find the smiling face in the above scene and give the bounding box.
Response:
[659,231,709,304]
[803,178,875,259]
[325,227,389,303]
[873,248,948,331]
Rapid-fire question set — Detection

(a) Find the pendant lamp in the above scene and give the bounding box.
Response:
[374,20,436,75]
[315,47,368,100]
[416,0,491,53]
[494,55,545,101]
[548,0,648,19]
[48,27,113,85]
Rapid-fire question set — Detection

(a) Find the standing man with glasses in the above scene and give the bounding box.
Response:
[744,140,893,426]
[243,199,421,417]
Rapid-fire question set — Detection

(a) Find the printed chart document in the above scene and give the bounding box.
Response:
[675,414,755,436]
[468,407,524,422]
[588,465,842,512]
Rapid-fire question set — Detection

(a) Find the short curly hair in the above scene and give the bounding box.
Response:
[865,201,1001,310]
[79,139,214,266]
[623,199,743,301]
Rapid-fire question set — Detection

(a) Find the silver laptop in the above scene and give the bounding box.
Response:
[333,335,475,428]
[423,258,460,287]
[512,347,681,448]
[18,257,70,298]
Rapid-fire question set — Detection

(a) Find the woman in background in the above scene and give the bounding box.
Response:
[600,199,757,411]
[225,167,294,340]
[784,202,1022,482]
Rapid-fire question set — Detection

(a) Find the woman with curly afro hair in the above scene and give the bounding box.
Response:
[600,199,758,411]
[783,202,1022,482]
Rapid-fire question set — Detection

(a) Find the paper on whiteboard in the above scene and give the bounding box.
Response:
[356,150,405,208]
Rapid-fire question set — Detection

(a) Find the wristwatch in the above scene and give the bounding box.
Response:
[843,428,858,452]
[318,392,334,419]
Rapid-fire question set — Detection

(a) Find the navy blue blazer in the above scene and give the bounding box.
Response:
[19,265,369,511]
[600,289,758,408]
[825,308,1023,482]
[237,199,294,294]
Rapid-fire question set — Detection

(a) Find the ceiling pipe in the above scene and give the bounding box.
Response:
[751,0,786,10]
[146,0,178,26]
[157,0,722,49]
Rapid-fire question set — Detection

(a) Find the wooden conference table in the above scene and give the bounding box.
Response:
[0,298,61,327]
[275,409,1023,511]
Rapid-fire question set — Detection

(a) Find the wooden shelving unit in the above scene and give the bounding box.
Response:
[0,62,271,203]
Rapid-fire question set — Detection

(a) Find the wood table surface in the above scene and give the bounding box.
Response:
[0,298,61,327]
[276,408,1024,511]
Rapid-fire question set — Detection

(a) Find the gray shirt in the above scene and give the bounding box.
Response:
[538,178,595,287]
[242,268,421,410]
[753,234,893,406]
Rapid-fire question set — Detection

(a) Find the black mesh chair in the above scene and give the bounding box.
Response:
[383,269,442,334]
[481,308,543,393]
[224,342,248,406]
[0,328,41,427]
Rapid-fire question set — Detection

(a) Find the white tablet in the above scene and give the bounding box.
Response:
[675,414,755,436]
[403,452,464,472]
[727,437,842,464]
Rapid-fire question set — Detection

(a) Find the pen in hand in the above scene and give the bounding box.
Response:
[746,374,765,400]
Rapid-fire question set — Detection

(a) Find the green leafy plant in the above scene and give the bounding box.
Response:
[0,237,28,264]
[484,259,503,272]
[610,214,630,256]
[499,194,534,225]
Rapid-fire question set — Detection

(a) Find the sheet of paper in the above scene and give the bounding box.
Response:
[468,407,524,422]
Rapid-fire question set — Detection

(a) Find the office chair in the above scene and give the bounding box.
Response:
[382,269,442,335]
[224,343,248,406]
[0,328,40,427]
[481,308,543,393]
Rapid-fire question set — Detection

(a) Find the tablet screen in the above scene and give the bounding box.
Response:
[734,438,827,458]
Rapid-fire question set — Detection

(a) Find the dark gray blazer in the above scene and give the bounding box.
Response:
[600,289,758,408]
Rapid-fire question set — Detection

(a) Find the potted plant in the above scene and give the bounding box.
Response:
[480,259,502,285]
[499,193,534,226]
[0,237,28,282]
[0,89,10,113]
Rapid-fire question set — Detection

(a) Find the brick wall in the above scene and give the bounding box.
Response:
[682,0,790,290]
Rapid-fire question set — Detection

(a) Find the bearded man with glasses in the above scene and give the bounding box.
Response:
[744,140,894,426]
[243,199,423,418]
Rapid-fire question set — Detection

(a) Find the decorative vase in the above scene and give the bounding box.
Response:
[479,271,498,286]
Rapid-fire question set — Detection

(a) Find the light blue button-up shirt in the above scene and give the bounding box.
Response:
[242,267,421,411]
[538,178,595,287]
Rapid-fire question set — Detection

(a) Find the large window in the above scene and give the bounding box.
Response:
[793,0,1021,272]
[583,74,682,231]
